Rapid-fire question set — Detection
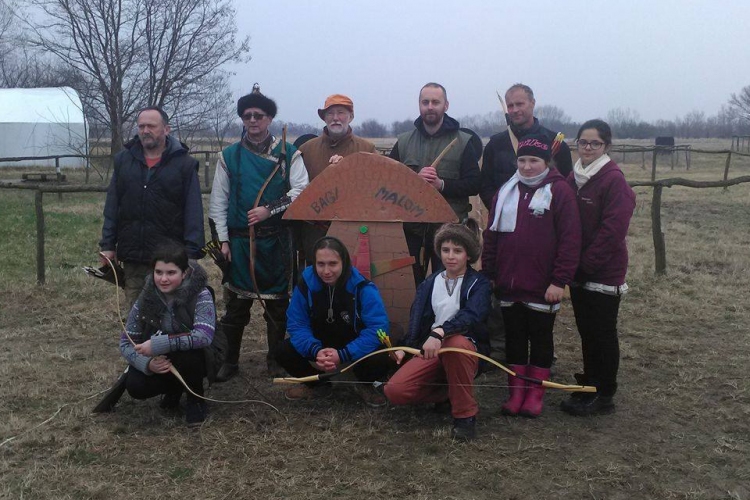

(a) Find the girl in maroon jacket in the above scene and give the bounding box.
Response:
[482,134,581,417]
[561,119,635,416]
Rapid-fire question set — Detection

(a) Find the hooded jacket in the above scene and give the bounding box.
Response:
[404,266,491,357]
[566,160,636,286]
[286,266,389,364]
[482,168,581,304]
[100,135,205,263]
[389,114,480,221]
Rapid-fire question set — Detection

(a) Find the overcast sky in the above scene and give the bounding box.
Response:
[231,0,750,127]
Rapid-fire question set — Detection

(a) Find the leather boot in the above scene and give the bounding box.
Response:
[519,365,550,418]
[266,318,287,377]
[501,364,528,416]
[215,323,244,382]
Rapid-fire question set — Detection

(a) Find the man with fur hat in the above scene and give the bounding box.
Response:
[209,85,309,381]
[389,82,481,285]
[296,94,375,263]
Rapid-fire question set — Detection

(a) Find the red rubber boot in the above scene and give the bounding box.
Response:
[501,364,528,416]
[519,365,550,418]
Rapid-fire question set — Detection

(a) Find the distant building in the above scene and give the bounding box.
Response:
[0,87,88,168]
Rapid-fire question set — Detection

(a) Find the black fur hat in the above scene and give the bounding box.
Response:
[237,83,277,118]
[433,220,481,264]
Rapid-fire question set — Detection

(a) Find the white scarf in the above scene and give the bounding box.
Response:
[574,154,610,189]
[489,168,551,232]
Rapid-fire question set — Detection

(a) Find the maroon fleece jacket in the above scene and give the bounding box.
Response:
[566,160,636,286]
[482,169,581,304]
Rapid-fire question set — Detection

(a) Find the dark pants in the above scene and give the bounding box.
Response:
[501,304,556,368]
[486,297,506,362]
[275,339,392,386]
[125,350,206,401]
[404,223,443,285]
[570,287,621,397]
[221,292,288,362]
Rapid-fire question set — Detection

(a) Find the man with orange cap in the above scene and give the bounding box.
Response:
[297,94,375,263]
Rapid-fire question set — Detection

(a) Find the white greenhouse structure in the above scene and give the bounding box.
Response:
[0,87,88,168]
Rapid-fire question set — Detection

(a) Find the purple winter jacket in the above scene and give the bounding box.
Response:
[482,169,581,304]
[566,161,636,286]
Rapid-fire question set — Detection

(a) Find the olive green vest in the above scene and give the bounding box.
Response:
[396,128,472,220]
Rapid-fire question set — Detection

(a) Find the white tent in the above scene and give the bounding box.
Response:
[0,87,88,168]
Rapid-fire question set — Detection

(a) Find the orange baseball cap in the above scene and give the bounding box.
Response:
[317,94,354,120]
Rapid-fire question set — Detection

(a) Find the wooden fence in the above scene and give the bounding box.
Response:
[731,135,750,153]
[1,146,750,283]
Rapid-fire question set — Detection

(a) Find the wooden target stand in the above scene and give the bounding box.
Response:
[284,152,457,337]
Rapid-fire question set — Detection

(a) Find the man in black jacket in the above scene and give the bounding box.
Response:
[479,83,573,210]
[390,83,480,284]
[99,106,205,305]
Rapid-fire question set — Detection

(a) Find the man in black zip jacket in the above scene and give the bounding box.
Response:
[479,83,573,210]
[99,106,205,306]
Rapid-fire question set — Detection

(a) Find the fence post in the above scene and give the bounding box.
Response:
[204,152,210,187]
[670,147,675,170]
[35,190,45,285]
[641,150,645,170]
[55,157,63,201]
[651,148,657,182]
[651,185,667,275]
[686,147,691,170]
[723,151,732,192]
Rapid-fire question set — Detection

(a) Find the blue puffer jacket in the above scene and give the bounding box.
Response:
[286,266,389,363]
[404,266,491,357]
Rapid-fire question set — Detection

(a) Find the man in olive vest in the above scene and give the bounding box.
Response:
[389,82,480,284]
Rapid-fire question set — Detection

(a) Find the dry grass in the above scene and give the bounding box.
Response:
[1,143,750,499]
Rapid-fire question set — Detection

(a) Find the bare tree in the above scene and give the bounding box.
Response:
[26,0,249,155]
[355,119,388,138]
[729,86,750,124]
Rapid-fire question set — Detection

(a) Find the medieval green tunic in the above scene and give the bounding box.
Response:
[223,141,296,299]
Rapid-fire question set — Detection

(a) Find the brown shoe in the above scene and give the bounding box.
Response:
[355,384,387,408]
[284,384,332,401]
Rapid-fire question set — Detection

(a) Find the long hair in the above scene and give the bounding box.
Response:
[312,236,352,286]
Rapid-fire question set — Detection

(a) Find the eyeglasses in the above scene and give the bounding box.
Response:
[576,139,605,150]
[242,112,267,121]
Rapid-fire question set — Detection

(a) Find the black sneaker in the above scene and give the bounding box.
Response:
[159,391,182,412]
[185,400,207,427]
[562,394,615,416]
[451,416,477,442]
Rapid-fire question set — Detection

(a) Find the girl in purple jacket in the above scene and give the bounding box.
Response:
[561,119,635,416]
[482,134,581,418]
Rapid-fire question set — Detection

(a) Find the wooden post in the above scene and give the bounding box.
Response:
[55,157,63,201]
[621,150,626,163]
[651,148,658,182]
[723,151,732,192]
[641,150,646,170]
[651,185,666,275]
[670,147,675,170]
[204,152,210,187]
[686,147,691,170]
[35,190,45,285]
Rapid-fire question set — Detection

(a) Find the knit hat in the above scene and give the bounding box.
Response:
[317,94,354,120]
[517,134,551,161]
[433,221,481,264]
[237,83,277,118]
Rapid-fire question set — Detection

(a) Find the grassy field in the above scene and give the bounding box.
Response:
[1,142,749,499]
